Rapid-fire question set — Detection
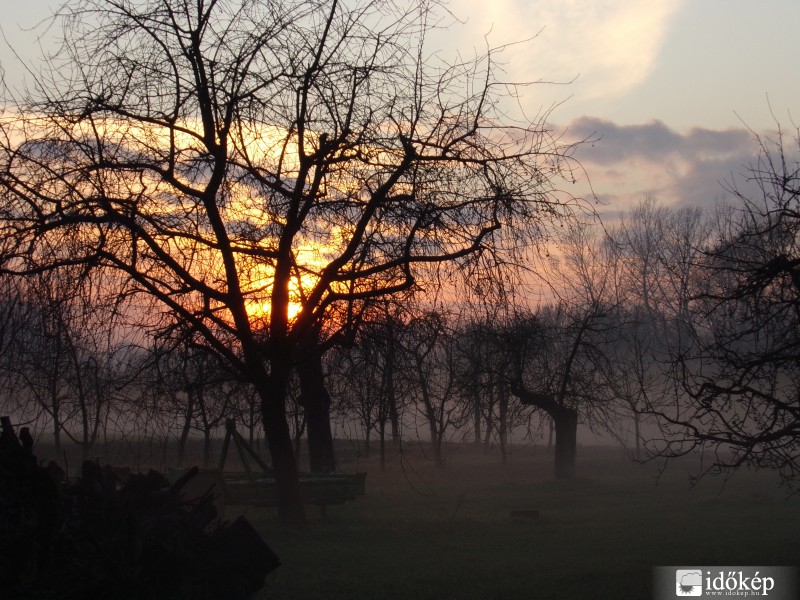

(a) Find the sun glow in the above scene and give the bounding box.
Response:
[3,108,415,336]
[241,244,330,325]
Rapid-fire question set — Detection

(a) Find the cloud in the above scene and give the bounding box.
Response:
[562,117,766,215]
[456,0,685,100]
[568,117,754,164]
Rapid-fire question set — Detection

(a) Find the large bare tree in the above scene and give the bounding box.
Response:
[505,224,622,478]
[0,0,583,525]
[646,126,800,484]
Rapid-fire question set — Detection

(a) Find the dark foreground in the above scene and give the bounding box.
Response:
[242,444,799,600]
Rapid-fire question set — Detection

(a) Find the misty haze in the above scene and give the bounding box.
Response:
[1,1,798,599]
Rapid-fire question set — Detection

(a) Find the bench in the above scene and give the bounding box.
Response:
[224,472,367,514]
[214,419,366,515]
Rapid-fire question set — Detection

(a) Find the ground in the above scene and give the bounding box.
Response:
[239,443,800,599]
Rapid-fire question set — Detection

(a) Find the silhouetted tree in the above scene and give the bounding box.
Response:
[295,326,337,473]
[506,224,620,478]
[453,316,527,461]
[1,0,584,525]
[146,330,242,467]
[507,305,609,479]
[0,269,138,460]
[401,311,467,467]
[327,300,409,469]
[329,331,384,460]
[604,198,710,458]
[647,126,800,483]
[0,277,25,406]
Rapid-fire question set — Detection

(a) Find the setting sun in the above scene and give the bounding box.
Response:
[241,243,328,325]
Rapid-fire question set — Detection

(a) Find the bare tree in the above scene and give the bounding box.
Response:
[646,125,800,484]
[453,316,529,461]
[0,276,25,405]
[507,303,612,479]
[145,330,242,467]
[1,268,136,460]
[604,198,710,458]
[369,302,407,451]
[329,333,383,460]
[327,303,407,469]
[455,319,496,449]
[295,326,337,473]
[506,224,621,478]
[401,311,467,467]
[613,196,669,314]
[0,0,583,525]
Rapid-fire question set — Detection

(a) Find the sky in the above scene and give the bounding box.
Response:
[449,0,800,215]
[2,0,799,216]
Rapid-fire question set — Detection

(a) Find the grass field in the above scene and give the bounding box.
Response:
[238,443,800,599]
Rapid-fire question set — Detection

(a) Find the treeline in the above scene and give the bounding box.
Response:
[1,0,797,528]
[4,145,800,486]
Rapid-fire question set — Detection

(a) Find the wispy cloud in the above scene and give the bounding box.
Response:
[564,117,764,216]
[459,0,685,101]
[568,117,754,165]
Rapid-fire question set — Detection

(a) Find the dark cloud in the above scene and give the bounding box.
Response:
[569,117,683,163]
[671,146,760,209]
[562,116,767,212]
[567,116,755,165]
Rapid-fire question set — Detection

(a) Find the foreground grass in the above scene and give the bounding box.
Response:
[240,445,799,599]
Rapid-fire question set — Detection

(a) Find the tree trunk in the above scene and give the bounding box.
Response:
[384,321,401,448]
[248,393,257,448]
[293,410,306,461]
[379,420,386,471]
[511,387,578,480]
[297,346,337,473]
[177,389,194,466]
[426,415,443,467]
[53,413,62,456]
[259,374,306,528]
[79,397,91,462]
[389,396,400,446]
[553,407,578,480]
[196,386,214,469]
[482,419,493,452]
[473,392,482,447]
[433,432,444,467]
[498,392,508,465]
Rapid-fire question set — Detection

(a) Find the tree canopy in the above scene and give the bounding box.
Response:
[0,0,585,525]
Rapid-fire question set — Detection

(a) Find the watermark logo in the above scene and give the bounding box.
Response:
[676,570,703,596]
[654,566,797,600]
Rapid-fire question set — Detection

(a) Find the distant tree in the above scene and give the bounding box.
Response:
[10,273,79,455]
[507,303,613,479]
[329,330,384,460]
[146,330,242,467]
[612,196,669,314]
[506,224,620,478]
[402,311,466,467]
[0,277,31,424]
[604,198,710,458]
[455,318,497,449]
[453,315,528,461]
[0,277,24,393]
[592,303,659,459]
[328,300,409,469]
[0,0,584,525]
[368,302,407,451]
[2,268,136,460]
